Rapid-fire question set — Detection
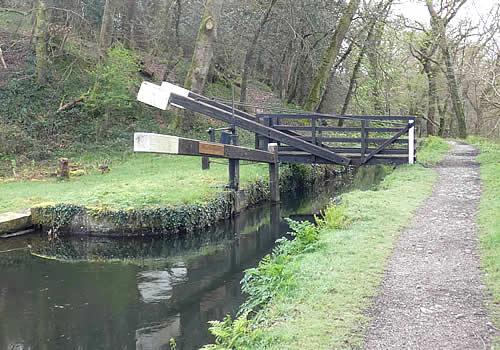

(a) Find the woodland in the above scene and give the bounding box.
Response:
[0,0,499,169]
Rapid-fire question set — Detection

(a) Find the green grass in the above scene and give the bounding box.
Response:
[417,136,451,165]
[468,136,500,333]
[0,154,267,212]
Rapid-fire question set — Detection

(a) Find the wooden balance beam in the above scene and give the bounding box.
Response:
[134,133,280,202]
[134,133,277,163]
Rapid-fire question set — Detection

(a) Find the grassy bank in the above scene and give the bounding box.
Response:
[417,136,451,165]
[0,155,267,213]
[202,137,448,349]
[468,137,500,331]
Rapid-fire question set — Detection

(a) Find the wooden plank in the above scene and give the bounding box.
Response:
[311,116,317,145]
[295,136,409,144]
[178,138,199,155]
[134,133,275,163]
[224,146,274,163]
[259,113,416,121]
[278,146,409,155]
[268,144,280,203]
[274,125,405,133]
[199,142,225,156]
[229,159,240,190]
[187,91,303,139]
[278,153,409,165]
[360,120,368,162]
[169,94,351,166]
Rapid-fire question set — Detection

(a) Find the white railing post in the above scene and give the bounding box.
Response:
[408,119,415,164]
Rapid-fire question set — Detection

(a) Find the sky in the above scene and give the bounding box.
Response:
[392,0,499,26]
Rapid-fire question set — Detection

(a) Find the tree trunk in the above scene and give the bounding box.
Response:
[367,1,393,114]
[240,0,278,108]
[34,0,49,85]
[174,0,182,47]
[304,0,360,112]
[124,0,136,48]
[175,0,223,129]
[426,0,467,138]
[338,0,392,125]
[339,24,376,125]
[157,0,175,53]
[424,62,438,135]
[338,47,364,125]
[184,0,223,92]
[438,98,448,136]
[99,0,115,53]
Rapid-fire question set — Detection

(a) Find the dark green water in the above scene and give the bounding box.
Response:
[0,166,389,350]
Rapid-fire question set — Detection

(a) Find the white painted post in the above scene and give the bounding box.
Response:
[408,120,415,164]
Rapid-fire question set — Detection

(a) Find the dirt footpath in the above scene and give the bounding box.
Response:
[364,142,498,349]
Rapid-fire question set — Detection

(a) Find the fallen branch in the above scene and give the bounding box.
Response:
[57,97,85,113]
[0,47,7,69]
[419,115,441,128]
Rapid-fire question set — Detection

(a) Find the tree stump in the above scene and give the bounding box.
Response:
[59,158,70,179]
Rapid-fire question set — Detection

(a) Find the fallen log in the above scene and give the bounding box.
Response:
[57,97,85,113]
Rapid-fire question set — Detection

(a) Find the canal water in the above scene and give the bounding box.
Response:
[0,166,389,350]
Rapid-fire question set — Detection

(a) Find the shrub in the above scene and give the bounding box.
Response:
[315,202,349,230]
[0,122,33,157]
[85,45,140,139]
[202,313,268,350]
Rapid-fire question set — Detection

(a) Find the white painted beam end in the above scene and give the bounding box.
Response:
[134,133,180,154]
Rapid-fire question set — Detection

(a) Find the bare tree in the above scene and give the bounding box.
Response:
[410,32,440,135]
[304,0,361,112]
[240,0,278,108]
[175,0,223,129]
[34,0,49,84]
[339,0,393,125]
[99,0,115,53]
[426,0,468,138]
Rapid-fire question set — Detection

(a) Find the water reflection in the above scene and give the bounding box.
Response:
[138,269,188,303]
[0,165,389,350]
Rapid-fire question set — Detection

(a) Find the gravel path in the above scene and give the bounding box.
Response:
[364,142,498,350]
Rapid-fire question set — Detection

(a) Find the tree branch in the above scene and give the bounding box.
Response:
[0,8,31,16]
[57,97,85,113]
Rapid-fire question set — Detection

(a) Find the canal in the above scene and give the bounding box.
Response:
[0,166,389,350]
